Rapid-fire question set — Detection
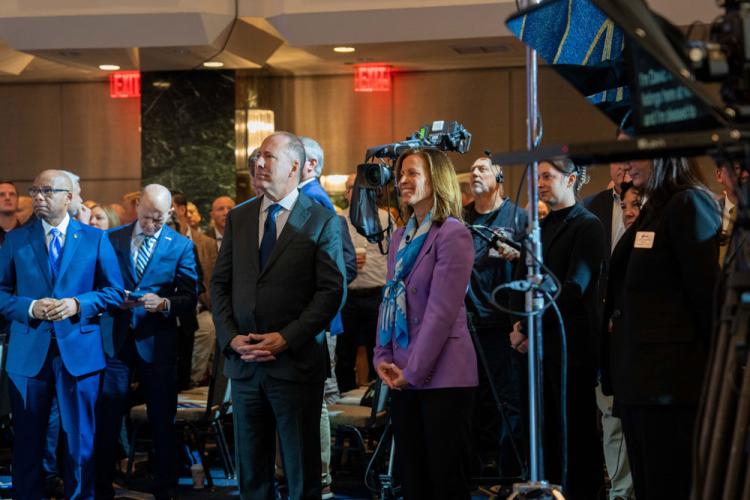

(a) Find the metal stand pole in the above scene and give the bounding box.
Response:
[524,15,544,483]
[511,1,563,497]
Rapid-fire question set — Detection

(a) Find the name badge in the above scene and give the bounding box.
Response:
[634,231,655,249]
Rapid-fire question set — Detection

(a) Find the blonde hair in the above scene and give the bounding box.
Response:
[395,148,463,223]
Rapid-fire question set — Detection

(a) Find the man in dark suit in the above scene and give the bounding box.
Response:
[212,131,346,500]
[95,184,199,500]
[0,169,124,499]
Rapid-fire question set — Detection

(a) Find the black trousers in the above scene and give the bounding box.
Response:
[522,362,602,500]
[472,324,523,478]
[338,289,380,392]
[95,339,178,500]
[390,387,475,500]
[619,404,696,500]
[231,368,324,500]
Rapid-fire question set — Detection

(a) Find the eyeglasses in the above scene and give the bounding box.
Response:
[29,187,70,198]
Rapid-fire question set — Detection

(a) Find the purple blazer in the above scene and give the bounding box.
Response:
[374,217,478,389]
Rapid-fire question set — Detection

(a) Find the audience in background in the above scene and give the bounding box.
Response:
[187,201,202,230]
[110,202,127,224]
[0,181,19,246]
[340,173,389,392]
[0,147,740,500]
[121,191,140,224]
[16,195,33,224]
[61,170,91,224]
[89,204,121,230]
[207,195,236,251]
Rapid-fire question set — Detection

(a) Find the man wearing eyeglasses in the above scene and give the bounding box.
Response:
[95,184,198,500]
[0,169,124,499]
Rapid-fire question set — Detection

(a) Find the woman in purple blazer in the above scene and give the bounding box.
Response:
[374,147,477,499]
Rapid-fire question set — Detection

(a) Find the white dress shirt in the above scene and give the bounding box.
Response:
[28,214,72,317]
[41,213,71,250]
[130,221,164,269]
[723,193,736,232]
[259,189,299,246]
[610,189,625,251]
[341,207,388,289]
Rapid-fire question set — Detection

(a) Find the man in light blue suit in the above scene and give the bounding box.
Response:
[0,169,124,500]
[95,184,198,500]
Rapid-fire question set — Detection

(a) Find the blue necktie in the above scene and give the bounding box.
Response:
[49,227,63,282]
[259,204,282,270]
[136,234,155,281]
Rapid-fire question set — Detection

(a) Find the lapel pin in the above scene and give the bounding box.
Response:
[73,234,79,239]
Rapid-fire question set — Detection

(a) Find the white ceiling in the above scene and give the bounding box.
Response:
[0,0,722,82]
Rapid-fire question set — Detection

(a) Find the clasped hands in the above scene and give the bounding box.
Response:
[509,321,529,354]
[231,332,288,363]
[33,298,78,322]
[376,362,408,390]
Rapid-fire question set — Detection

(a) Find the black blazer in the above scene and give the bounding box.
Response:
[606,188,720,406]
[514,203,605,371]
[584,189,615,258]
[211,192,346,383]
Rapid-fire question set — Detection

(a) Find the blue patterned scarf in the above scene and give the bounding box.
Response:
[379,211,433,348]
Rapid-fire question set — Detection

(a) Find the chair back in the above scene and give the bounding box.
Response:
[203,342,230,421]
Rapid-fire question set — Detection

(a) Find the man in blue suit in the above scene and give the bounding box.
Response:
[95,184,199,500]
[0,169,124,500]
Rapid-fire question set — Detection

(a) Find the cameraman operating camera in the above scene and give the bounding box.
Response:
[463,156,526,479]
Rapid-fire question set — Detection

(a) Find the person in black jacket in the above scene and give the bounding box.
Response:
[606,157,720,500]
[463,156,527,478]
[509,159,605,499]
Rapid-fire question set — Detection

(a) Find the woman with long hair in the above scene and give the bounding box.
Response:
[606,157,720,499]
[374,148,477,499]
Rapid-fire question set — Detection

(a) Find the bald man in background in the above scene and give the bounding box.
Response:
[95,184,199,500]
[207,196,236,251]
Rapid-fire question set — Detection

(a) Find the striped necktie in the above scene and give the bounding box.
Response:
[136,234,156,280]
[49,227,63,282]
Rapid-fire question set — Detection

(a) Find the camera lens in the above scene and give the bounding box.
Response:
[365,164,391,187]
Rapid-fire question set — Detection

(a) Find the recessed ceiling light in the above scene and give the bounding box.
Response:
[99,64,120,71]
[203,61,224,68]
[333,47,355,53]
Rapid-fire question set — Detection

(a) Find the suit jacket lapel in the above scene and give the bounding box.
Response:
[29,219,53,290]
[405,224,440,285]
[141,226,172,282]
[260,195,310,276]
[117,225,137,286]
[246,199,261,277]
[56,218,82,282]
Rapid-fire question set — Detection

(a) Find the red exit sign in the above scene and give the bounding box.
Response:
[354,64,391,92]
[109,71,141,98]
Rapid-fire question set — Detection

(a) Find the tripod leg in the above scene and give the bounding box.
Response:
[722,343,750,500]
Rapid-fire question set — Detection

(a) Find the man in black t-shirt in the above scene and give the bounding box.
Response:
[463,157,527,479]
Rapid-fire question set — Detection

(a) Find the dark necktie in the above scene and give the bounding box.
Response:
[259,204,282,269]
[49,227,63,282]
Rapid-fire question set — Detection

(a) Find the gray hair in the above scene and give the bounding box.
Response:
[300,136,325,177]
[60,170,80,187]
